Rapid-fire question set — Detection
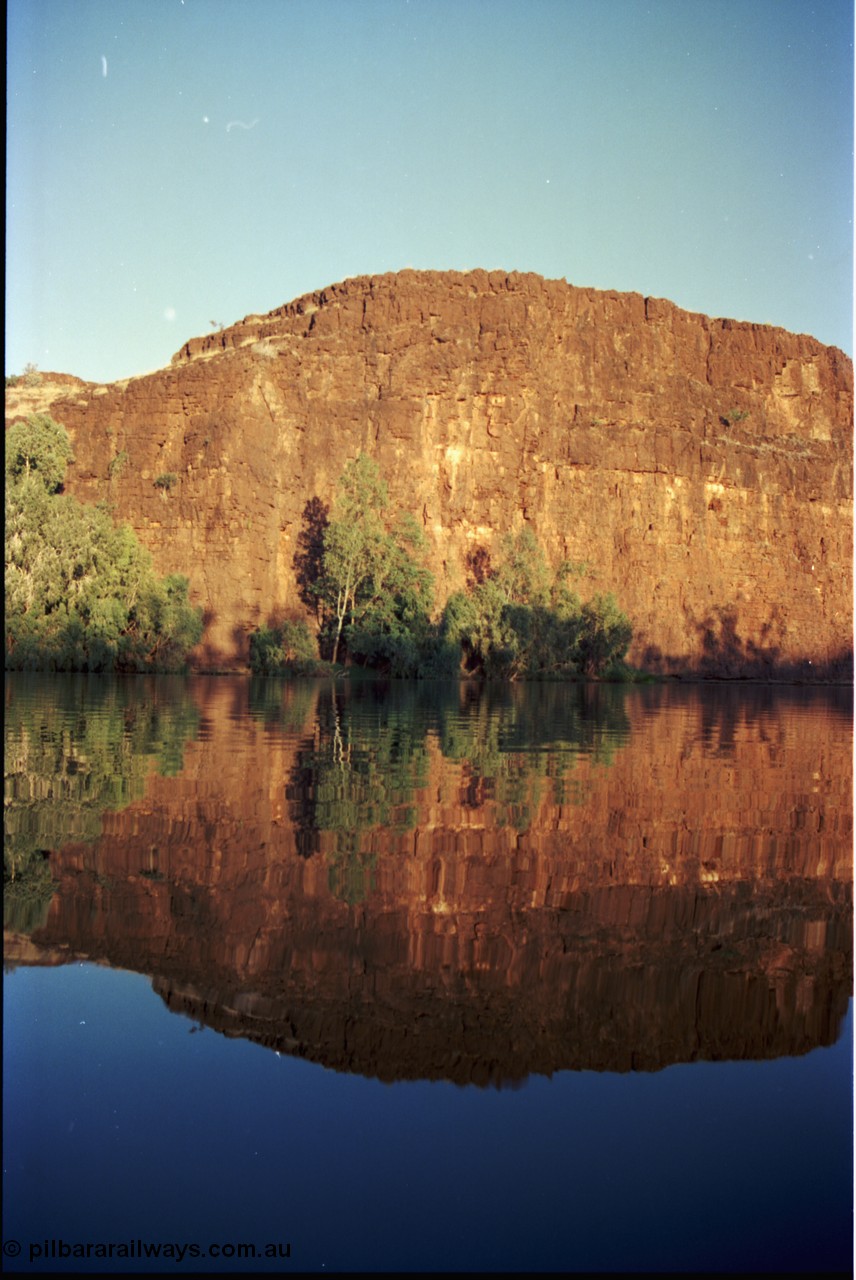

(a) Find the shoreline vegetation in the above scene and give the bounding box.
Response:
[8,422,844,684]
[5,414,202,673]
[250,453,635,682]
[4,421,637,681]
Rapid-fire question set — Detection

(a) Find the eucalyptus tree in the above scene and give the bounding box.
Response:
[5,414,202,671]
[319,453,434,667]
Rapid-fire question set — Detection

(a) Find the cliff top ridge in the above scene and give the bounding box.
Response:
[170,268,853,370]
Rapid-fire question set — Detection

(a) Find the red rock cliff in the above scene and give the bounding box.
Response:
[6,271,853,674]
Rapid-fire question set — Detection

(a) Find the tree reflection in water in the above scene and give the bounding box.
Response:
[3,674,851,1084]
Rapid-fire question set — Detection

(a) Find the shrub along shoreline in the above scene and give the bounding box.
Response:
[250,454,635,681]
[5,414,202,672]
[4,424,633,680]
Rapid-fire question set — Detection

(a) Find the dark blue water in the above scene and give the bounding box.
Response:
[3,675,853,1272]
[4,964,851,1274]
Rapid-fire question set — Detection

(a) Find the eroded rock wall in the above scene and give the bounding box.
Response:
[7,271,853,674]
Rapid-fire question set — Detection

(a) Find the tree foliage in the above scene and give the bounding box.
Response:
[5,414,203,671]
[260,459,635,681]
[5,412,74,493]
[315,454,435,670]
[249,618,321,675]
[441,529,632,679]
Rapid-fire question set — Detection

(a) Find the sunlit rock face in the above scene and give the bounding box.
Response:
[7,680,851,1084]
[7,271,851,674]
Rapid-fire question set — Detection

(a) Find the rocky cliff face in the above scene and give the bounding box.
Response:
[6,271,853,675]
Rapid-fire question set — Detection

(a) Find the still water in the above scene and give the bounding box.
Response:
[3,674,853,1272]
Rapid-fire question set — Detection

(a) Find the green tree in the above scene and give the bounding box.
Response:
[5,412,74,492]
[577,593,634,677]
[317,454,434,667]
[5,415,203,671]
[320,454,388,663]
[249,618,320,674]
[493,527,551,606]
[441,529,632,679]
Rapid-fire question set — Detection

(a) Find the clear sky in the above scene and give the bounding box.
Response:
[6,0,854,383]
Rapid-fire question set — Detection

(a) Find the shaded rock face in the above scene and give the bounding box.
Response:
[8,270,853,674]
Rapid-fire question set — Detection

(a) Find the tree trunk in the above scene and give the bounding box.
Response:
[332,611,344,665]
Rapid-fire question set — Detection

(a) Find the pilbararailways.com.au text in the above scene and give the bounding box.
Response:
[4,1238,292,1265]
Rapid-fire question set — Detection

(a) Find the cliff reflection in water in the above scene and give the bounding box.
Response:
[4,675,852,1085]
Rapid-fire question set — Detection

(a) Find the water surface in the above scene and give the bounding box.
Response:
[4,674,852,1271]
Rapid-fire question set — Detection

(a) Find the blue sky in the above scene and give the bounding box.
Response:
[6,0,854,383]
